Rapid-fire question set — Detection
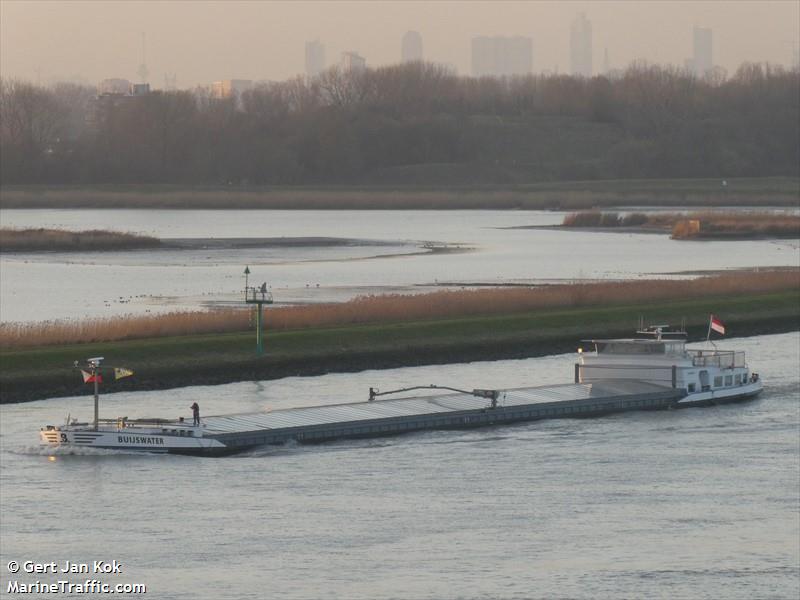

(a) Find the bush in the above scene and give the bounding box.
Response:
[621,212,648,226]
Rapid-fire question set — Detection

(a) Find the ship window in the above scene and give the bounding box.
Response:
[688,383,696,392]
[735,374,741,385]
[598,342,665,355]
[725,375,733,386]
[714,376,723,387]
[179,430,185,436]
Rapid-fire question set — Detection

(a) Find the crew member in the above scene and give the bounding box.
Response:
[190,402,200,426]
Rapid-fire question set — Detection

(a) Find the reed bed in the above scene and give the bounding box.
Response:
[670,212,800,239]
[562,210,800,238]
[1,270,797,350]
[0,228,161,252]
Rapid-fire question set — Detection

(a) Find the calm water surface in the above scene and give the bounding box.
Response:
[2,209,798,322]
[1,333,798,599]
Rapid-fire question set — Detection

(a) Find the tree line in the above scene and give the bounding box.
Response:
[1,61,798,185]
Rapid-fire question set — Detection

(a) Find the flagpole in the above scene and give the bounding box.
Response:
[707,314,719,351]
[93,363,99,431]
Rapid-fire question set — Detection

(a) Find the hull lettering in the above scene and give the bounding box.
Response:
[117,435,165,445]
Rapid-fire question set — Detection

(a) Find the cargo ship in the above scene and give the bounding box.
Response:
[39,325,761,456]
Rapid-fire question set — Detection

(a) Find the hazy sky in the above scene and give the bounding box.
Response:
[1,0,798,87]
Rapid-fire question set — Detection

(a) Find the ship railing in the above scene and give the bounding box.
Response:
[245,286,273,304]
[98,417,198,429]
[687,350,745,368]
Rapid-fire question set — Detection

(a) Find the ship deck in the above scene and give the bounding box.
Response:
[202,380,684,450]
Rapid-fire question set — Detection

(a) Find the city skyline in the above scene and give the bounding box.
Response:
[1,1,798,88]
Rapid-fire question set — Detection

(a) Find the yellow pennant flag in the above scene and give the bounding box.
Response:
[114,367,134,380]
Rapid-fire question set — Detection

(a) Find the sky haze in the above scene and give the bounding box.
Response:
[1,0,798,87]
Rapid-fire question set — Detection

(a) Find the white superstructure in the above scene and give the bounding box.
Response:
[40,417,226,454]
[578,326,762,405]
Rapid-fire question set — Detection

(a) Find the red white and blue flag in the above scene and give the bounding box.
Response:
[710,315,726,335]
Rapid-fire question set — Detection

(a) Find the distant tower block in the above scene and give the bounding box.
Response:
[692,26,713,77]
[471,36,532,77]
[570,13,593,77]
[305,39,326,78]
[401,31,423,63]
[341,51,366,72]
[137,32,149,83]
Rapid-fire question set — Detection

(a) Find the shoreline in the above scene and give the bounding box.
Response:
[0,235,472,256]
[2,290,797,404]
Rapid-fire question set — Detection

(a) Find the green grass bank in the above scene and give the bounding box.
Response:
[1,290,798,404]
[1,177,798,210]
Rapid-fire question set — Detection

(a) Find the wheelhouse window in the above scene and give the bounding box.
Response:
[714,376,723,387]
[596,342,665,355]
[725,375,733,386]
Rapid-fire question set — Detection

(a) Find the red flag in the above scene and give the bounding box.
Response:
[81,369,103,384]
[710,315,726,335]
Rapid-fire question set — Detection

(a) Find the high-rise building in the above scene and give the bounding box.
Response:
[471,36,532,77]
[211,79,253,108]
[570,13,592,77]
[305,40,326,78]
[341,51,366,72]
[401,31,423,63]
[692,27,713,77]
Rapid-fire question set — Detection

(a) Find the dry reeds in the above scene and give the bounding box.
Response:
[671,212,800,239]
[0,228,161,252]
[562,210,800,238]
[1,270,797,350]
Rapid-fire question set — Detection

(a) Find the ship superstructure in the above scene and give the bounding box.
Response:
[577,325,761,405]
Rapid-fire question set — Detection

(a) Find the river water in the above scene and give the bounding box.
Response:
[1,332,798,599]
[2,209,798,322]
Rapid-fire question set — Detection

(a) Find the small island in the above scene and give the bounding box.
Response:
[0,227,161,253]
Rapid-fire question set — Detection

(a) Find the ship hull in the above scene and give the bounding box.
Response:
[675,380,763,407]
[39,427,227,455]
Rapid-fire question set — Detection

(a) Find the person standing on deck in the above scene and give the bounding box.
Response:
[190,402,200,426]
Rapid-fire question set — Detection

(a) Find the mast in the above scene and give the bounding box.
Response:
[87,357,104,430]
[94,365,99,430]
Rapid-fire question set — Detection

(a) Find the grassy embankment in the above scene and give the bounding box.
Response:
[1,177,798,210]
[562,211,800,239]
[0,228,161,252]
[1,272,798,403]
